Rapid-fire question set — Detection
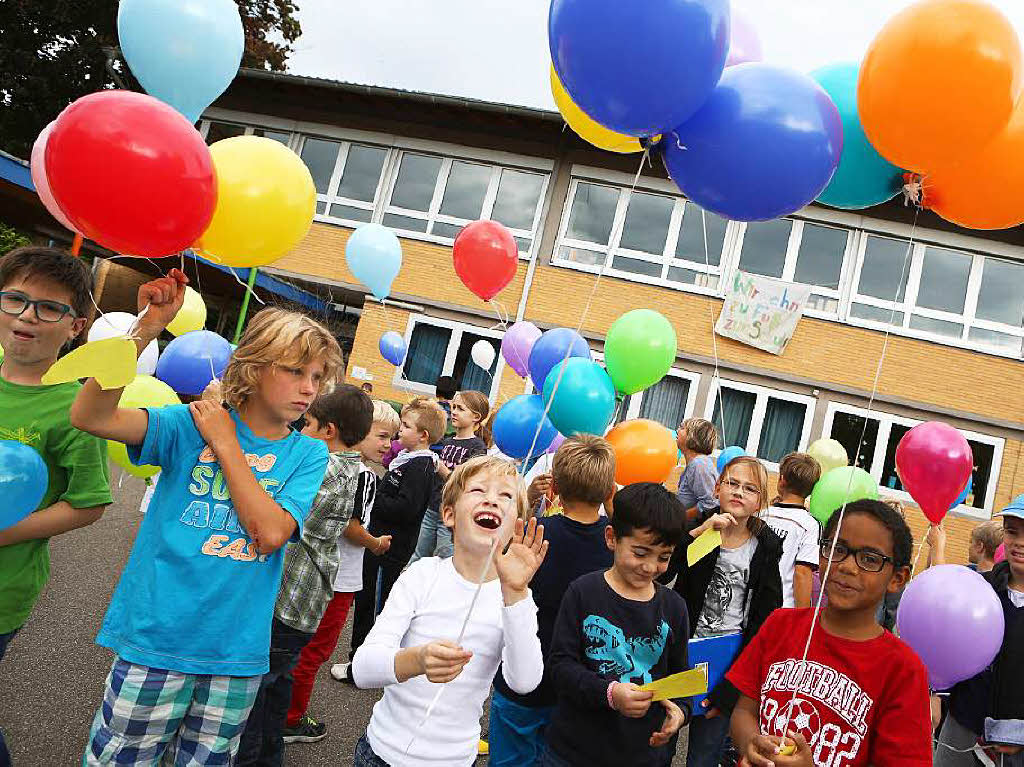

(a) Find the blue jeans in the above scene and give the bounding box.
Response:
[353,735,389,766]
[409,508,453,564]
[0,628,18,767]
[236,619,313,766]
[488,689,554,767]
[686,710,731,767]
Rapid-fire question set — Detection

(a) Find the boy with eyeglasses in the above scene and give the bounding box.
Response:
[728,499,932,767]
[0,248,112,760]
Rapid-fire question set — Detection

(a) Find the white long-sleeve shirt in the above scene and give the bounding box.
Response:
[353,556,543,767]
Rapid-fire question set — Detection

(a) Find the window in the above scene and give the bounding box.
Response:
[383,152,546,254]
[823,403,1005,517]
[619,370,700,430]
[203,121,247,144]
[299,137,389,225]
[703,380,815,467]
[395,317,503,398]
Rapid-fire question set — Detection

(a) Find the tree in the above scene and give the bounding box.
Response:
[0,223,31,257]
[0,0,301,159]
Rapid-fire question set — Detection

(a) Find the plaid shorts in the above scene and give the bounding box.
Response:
[83,656,260,766]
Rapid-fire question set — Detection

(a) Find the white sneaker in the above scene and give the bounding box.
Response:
[330,662,350,682]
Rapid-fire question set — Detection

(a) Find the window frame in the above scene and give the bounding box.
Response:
[821,402,1005,519]
[393,314,505,400]
[622,367,701,427]
[295,134,393,229]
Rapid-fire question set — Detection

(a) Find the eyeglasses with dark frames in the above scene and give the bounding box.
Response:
[0,291,79,323]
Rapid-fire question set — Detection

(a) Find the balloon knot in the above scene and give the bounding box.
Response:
[901,173,924,208]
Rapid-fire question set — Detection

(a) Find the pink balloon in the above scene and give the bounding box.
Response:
[895,422,973,525]
[726,10,764,67]
[30,122,78,233]
[995,543,1006,563]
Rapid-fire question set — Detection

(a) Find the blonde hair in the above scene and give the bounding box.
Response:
[719,455,770,512]
[220,308,342,411]
[456,390,492,447]
[441,455,530,523]
[552,434,616,506]
[402,396,447,444]
[681,417,718,455]
[371,400,400,435]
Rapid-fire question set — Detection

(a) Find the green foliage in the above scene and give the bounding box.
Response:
[0,223,31,257]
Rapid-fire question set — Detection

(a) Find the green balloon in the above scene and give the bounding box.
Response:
[808,466,879,526]
[604,309,677,395]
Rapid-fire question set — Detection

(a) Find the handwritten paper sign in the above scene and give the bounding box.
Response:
[715,271,811,355]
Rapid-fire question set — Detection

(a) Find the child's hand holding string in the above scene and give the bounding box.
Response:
[743,732,812,767]
[418,640,473,683]
[495,517,548,606]
[136,268,188,343]
[189,399,237,454]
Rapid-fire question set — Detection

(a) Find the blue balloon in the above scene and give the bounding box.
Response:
[550,0,730,137]
[117,0,244,124]
[717,445,746,474]
[493,395,559,460]
[951,477,973,510]
[346,224,403,300]
[542,358,616,437]
[663,63,844,222]
[155,330,232,395]
[528,328,591,392]
[812,63,903,210]
[379,331,407,366]
[0,440,47,531]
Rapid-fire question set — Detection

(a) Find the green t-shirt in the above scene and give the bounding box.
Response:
[0,376,113,633]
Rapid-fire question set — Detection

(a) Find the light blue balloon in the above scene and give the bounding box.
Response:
[717,445,746,474]
[542,358,616,437]
[118,0,244,125]
[379,331,406,366]
[0,440,48,531]
[346,224,403,300]
[812,62,903,210]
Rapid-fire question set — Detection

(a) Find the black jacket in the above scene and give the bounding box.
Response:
[366,454,436,564]
[659,518,784,713]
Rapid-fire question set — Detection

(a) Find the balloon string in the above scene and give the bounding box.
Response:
[226,266,266,306]
[699,207,727,448]
[909,524,934,580]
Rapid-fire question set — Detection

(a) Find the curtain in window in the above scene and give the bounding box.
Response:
[458,337,500,393]
[404,325,450,385]
[639,378,690,430]
[711,388,756,449]
[757,397,806,463]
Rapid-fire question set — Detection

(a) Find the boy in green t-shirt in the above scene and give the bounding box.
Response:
[0,247,113,654]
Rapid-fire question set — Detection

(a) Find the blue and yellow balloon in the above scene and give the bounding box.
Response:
[550,67,646,154]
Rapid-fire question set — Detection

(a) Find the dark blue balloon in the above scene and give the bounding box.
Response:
[493,395,558,460]
[528,328,590,392]
[378,331,406,366]
[155,330,232,395]
[550,0,729,136]
[663,63,844,222]
[0,440,47,531]
[717,445,746,474]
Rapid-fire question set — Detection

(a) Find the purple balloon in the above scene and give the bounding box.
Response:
[896,565,1004,690]
[502,321,541,378]
[725,10,763,67]
[545,432,566,455]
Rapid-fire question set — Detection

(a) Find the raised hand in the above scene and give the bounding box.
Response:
[137,268,188,341]
[189,399,236,454]
[495,517,548,604]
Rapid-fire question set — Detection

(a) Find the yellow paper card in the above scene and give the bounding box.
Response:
[41,337,137,390]
[639,667,708,702]
[687,528,722,567]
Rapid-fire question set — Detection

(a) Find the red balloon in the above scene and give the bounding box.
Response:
[45,91,216,258]
[452,220,518,301]
[895,422,973,525]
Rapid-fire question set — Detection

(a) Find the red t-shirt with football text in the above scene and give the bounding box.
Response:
[727,608,931,767]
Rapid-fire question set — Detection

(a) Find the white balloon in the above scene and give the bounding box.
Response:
[470,339,496,370]
[88,312,159,375]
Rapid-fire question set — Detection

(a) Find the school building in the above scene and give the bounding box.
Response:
[6,68,1023,563]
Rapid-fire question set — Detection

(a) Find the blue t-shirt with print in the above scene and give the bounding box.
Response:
[96,404,328,677]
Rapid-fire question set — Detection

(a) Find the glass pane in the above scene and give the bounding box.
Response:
[638,377,690,430]
[252,128,290,144]
[757,398,806,464]
[619,192,673,255]
[382,213,428,232]
[711,388,756,450]
[431,221,464,239]
[976,257,1024,327]
[917,246,971,314]
[452,332,499,392]
[806,294,840,314]
[439,161,490,219]
[328,204,371,222]
[794,224,847,290]
[850,303,905,326]
[300,138,341,195]
[966,440,995,510]
[667,267,719,290]
[611,255,662,278]
[515,237,532,253]
[566,183,618,245]
[909,314,963,339]
[205,121,246,145]
[337,145,387,203]
[404,324,451,385]
[880,423,913,491]
[676,204,726,266]
[858,236,910,302]
[391,153,443,211]
[968,327,1023,356]
[829,411,879,472]
[315,200,327,215]
[559,245,607,268]
[492,169,544,231]
[739,220,792,278]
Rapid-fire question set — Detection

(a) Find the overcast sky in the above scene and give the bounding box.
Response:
[286,0,1024,110]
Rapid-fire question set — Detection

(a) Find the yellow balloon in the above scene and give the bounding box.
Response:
[108,375,180,478]
[166,286,207,337]
[807,438,849,474]
[41,336,137,390]
[550,66,646,154]
[197,136,316,268]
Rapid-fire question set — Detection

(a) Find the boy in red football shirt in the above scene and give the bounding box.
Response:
[728,499,932,767]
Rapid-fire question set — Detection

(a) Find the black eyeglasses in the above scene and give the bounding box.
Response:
[820,540,894,573]
[0,291,78,323]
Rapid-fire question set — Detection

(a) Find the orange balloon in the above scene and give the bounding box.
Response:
[922,104,1024,229]
[858,0,1022,174]
[606,419,678,486]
